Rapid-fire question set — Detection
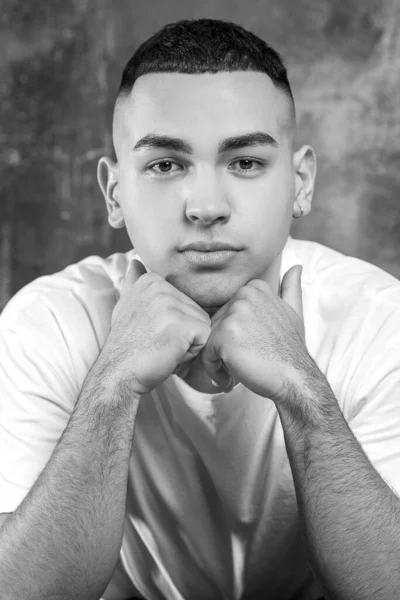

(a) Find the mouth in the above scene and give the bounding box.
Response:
[182,249,239,267]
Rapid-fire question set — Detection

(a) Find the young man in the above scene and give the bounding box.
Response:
[0,18,399,600]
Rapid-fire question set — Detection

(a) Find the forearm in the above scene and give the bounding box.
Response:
[276,371,400,600]
[0,358,141,600]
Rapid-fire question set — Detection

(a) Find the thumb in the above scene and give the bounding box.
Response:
[119,258,148,299]
[280,264,303,320]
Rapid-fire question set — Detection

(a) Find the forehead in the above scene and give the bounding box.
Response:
[114,71,291,151]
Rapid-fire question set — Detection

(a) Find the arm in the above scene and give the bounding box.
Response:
[0,357,141,600]
[276,370,400,600]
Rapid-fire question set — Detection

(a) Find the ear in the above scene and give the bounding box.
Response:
[292,145,317,217]
[97,156,125,229]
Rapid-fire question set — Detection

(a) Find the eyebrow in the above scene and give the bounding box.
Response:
[132,131,278,154]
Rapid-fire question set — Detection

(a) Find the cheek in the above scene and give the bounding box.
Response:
[243,170,294,250]
[121,201,173,266]
[119,175,153,227]
[268,160,295,203]
[247,166,294,221]
[122,178,183,244]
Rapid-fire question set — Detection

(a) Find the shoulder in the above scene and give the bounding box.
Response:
[289,238,400,415]
[0,249,138,381]
[290,236,400,297]
[1,249,137,329]
[290,236,400,334]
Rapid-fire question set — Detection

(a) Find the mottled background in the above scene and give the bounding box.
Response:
[1,0,400,312]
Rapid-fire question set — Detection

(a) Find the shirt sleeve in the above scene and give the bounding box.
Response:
[0,289,104,513]
[346,300,400,499]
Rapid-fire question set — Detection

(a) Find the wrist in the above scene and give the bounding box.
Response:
[276,362,342,433]
[80,355,142,415]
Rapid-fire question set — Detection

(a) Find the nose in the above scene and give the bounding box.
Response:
[185,170,231,225]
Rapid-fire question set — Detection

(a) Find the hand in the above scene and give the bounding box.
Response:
[100,259,212,397]
[200,265,310,403]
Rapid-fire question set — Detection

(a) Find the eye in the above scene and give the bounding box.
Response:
[146,158,266,177]
[147,160,182,176]
[230,158,265,174]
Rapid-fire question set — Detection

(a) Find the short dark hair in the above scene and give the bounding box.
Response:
[116,18,294,113]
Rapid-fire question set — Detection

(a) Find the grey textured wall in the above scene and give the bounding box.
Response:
[1,0,400,312]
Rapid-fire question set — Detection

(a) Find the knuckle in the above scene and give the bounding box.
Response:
[159,307,178,329]
[221,314,240,335]
[152,290,174,310]
[234,298,250,313]
[235,286,249,299]
[136,272,156,289]
[146,276,166,292]
[247,278,267,292]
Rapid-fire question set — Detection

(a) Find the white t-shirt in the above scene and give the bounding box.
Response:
[1,235,400,600]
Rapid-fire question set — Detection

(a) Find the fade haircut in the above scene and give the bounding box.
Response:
[116,18,295,119]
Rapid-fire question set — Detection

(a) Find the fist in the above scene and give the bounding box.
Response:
[99,259,212,397]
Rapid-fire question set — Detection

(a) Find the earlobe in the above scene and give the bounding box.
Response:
[97,156,125,229]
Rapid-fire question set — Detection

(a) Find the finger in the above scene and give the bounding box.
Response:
[280,264,303,321]
[173,362,193,378]
[173,355,203,378]
[210,300,231,326]
[172,308,213,378]
[121,260,210,323]
[173,315,212,377]
[179,302,212,327]
[200,334,234,391]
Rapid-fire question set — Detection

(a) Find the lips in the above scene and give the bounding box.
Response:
[182,249,238,267]
[180,241,242,252]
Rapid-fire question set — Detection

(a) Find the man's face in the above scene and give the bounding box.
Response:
[111,71,296,315]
